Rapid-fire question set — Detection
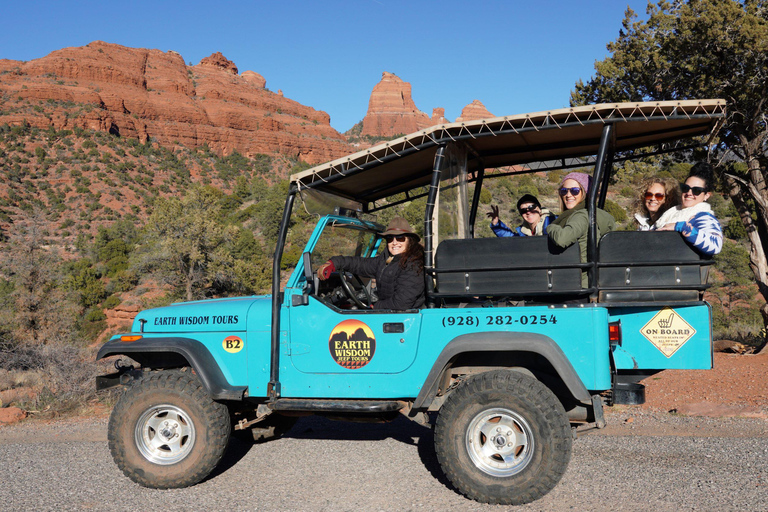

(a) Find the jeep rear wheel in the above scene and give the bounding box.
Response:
[108,370,231,489]
[434,370,571,505]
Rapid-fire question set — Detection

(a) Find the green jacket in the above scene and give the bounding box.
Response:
[547,202,616,287]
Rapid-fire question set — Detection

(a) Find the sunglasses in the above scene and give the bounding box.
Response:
[518,205,540,214]
[384,235,407,243]
[644,192,665,201]
[558,187,582,197]
[680,184,707,196]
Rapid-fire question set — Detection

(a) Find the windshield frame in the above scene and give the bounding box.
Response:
[285,215,384,290]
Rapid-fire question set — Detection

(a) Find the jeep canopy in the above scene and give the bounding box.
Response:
[290,100,725,207]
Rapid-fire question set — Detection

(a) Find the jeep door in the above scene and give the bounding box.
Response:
[287,216,422,375]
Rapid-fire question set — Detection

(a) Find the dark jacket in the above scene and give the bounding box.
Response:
[547,202,616,287]
[330,252,425,310]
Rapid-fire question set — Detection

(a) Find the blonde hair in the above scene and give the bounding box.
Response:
[634,177,680,223]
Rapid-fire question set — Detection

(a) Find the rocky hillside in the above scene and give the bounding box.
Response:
[0,123,304,247]
[0,41,351,164]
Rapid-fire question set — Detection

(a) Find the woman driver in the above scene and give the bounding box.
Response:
[317,217,425,310]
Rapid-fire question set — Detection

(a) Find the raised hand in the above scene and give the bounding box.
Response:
[487,205,500,225]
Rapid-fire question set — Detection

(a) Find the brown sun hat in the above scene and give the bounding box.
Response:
[380,216,420,241]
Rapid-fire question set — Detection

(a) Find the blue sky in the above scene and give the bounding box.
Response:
[1,1,651,132]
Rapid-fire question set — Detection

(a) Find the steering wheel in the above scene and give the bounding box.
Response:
[339,272,373,309]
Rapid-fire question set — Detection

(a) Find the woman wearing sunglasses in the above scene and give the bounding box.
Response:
[317,217,425,310]
[487,194,556,237]
[547,172,616,287]
[634,178,680,230]
[655,162,723,256]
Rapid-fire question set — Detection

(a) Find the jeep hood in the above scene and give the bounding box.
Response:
[132,295,270,333]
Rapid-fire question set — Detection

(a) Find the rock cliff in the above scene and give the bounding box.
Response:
[431,107,449,125]
[0,42,350,164]
[360,72,432,137]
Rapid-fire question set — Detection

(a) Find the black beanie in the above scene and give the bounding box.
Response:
[516,194,541,210]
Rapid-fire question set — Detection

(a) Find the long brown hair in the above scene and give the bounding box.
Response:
[398,235,425,272]
[634,177,680,223]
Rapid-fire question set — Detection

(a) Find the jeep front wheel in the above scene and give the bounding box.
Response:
[108,370,231,489]
[434,370,571,505]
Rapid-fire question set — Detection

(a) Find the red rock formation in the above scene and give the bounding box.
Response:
[105,304,140,330]
[241,70,266,88]
[456,100,495,122]
[431,107,449,125]
[199,51,238,74]
[0,406,27,425]
[361,72,431,137]
[0,41,350,164]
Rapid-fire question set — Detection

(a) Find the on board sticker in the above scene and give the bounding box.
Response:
[640,307,696,358]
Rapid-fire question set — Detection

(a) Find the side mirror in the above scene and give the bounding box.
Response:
[303,251,313,284]
[293,252,317,307]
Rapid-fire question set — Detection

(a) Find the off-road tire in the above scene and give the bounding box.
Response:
[108,369,231,489]
[434,369,571,505]
[233,414,298,443]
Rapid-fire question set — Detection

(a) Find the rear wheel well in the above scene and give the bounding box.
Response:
[432,351,587,420]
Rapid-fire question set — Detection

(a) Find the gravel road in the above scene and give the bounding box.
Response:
[1,411,766,511]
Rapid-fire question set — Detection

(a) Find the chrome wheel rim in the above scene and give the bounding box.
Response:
[135,404,196,465]
[465,407,534,477]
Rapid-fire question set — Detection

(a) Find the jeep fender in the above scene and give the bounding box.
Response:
[413,332,591,409]
[96,337,246,401]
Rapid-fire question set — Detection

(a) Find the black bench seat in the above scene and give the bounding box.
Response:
[597,231,712,302]
[432,236,583,299]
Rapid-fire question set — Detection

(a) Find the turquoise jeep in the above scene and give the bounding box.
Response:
[97,99,725,505]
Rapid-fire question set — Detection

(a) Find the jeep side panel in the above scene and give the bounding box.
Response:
[608,303,713,370]
[99,297,266,398]
[278,291,611,399]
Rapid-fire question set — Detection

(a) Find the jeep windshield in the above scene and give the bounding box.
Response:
[310,217,383,270]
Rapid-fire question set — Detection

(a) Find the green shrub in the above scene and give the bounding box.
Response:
[603,199,627,222]
[84,308,106,322]
[281,245,302,270]
[619,186,635,198]
[724,217,747,240]
[103,295,121,309]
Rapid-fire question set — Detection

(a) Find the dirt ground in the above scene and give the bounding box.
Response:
[636,350,768,418]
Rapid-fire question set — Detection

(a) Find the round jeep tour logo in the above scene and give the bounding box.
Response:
[329,320,376,369]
